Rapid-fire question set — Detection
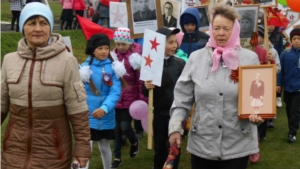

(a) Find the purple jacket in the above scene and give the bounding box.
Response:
[114,42,148,109]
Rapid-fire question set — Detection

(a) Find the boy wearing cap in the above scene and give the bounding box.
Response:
[277,28,300,143]
[142,28,186,169]
[179,7,209,57]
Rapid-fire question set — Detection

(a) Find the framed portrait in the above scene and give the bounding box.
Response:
[181,0,199,12]
[195,5,210,31]
[238,65,276,119]
[214,0,234,7]
[282,19,300,41]
[286,9,300,27]
[234,5,259,50]
[252,0,277,8]
[126,0,164,39]
[160,0,181,28]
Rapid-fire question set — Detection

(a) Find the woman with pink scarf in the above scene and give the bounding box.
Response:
[168,4,264,169]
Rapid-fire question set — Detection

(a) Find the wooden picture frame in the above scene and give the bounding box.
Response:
[234,5,260,50]
[160,0,181,28]
[252,0,277,8]
[126,0,164,39]
[282,19,300,42]
[195,5,210,31]
[238,65,276,119]
[286,9,300,27]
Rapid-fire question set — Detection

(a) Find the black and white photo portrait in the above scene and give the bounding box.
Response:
[197,6,210,31]
[162,1,177,27]
[127,0,163,38]
[253,0,277,8]
[234,5,259,50]
[132,0,157,22]
[215,0,234,6]
[238,10,255,38]
[161,0,181,28]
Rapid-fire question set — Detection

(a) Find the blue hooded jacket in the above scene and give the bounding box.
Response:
[80,56,121,130]
[179,7,209,57]
[277,47,300,93]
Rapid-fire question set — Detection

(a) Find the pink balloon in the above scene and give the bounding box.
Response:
[129,100,148,120]
[141,117,148,133]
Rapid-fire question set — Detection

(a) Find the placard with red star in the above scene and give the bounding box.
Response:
[109,2,128,28]
[286,10,300,26]
[140,29,166,87]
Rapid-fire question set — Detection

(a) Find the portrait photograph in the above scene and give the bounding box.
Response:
[126,0,163,38]
[238,65,276,119]
[181,0,199,12]
[214,0,234,7]
[234,5,259,50]
[252,0,277,8]
[196,5,210,31]
[282,19,300,42]
[286,9,300,27]
[160,0,181,28]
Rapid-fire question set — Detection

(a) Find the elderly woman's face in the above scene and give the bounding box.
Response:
[212,15,234,47]
[240,19,251,33]
[23,16,50,49]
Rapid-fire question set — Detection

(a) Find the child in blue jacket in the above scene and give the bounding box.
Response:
[179,7,210,57]
[277,28,300,143]
[79,34,124,169]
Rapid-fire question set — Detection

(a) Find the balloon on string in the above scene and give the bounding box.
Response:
[287,0,300,12]
[278,0,287,6]
[141,117,148,133]
[129,100,148,120]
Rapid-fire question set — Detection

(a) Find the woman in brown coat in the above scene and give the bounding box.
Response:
[1,2,91,169]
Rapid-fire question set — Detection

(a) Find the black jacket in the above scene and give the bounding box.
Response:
[142,56,185,115]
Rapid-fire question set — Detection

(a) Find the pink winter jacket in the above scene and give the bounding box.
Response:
[73,0,85,10]
[60,0,73,9]
[114,43,148,109]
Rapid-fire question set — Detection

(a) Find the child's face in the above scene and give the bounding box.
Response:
[115,43,131,53]
[257,36,264,45]
[291,35,300,49]
[268,25,275,33]
[184,23,197,33]
[93,45,110,60]
[165,34,178,56]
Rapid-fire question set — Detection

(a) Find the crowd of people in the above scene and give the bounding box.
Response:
[2,1,300,169]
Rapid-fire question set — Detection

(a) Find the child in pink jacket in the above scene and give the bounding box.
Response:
[59,0,73,30]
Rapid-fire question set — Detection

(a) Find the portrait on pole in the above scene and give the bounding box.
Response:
[126,0,164,38]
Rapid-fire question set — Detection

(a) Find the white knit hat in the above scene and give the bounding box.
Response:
[113,27,134,44]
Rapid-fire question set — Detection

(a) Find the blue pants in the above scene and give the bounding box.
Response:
[98,17,110,28]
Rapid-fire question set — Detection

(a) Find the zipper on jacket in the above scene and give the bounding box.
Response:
[23,52,36,169]
[188,34,192,57]
[98,66,105,130]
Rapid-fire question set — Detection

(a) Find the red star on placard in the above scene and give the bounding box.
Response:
[290,14,295,21]
[144,54,153,68]
[150,37,160,52]
[111,6,125,24]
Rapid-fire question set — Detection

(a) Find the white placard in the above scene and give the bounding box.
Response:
[63,36,73,55]
[110,2,128,28]
[286,10,300,27]
[140,29,166,86]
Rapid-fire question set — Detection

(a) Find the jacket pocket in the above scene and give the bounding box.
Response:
[52,127,65,161]
[73,81,87,102]
[3,122,14,151]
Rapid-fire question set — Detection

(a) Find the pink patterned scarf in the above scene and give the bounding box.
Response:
[206,19,242,72]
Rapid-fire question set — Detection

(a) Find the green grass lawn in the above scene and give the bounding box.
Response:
[1,1,62,22]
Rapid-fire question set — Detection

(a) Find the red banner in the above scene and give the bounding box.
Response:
[267,7,290,28]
